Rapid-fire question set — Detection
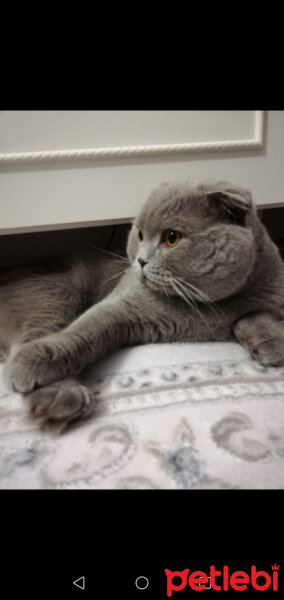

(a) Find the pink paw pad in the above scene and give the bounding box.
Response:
[34,403,46,415]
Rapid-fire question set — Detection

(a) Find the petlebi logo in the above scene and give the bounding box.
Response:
[165,565,280,594]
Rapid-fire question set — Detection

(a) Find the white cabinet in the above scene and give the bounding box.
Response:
[0,111,283,235]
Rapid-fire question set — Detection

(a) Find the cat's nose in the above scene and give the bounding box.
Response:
[138,257,148,269]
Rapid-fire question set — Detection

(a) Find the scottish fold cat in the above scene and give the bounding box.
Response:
[1,180,284,431]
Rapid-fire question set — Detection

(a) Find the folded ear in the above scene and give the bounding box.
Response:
[207,185,254,226]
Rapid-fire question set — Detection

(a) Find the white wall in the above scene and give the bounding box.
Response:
[0,111,283,235]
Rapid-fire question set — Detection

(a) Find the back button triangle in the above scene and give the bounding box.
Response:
[73,576,85,590]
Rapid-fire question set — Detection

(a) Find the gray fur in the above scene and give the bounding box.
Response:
[1,180,284,432]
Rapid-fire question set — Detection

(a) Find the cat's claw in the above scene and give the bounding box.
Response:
[4,339,66,393]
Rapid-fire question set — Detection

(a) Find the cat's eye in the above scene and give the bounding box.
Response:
[163,230,181,247]
[138,230,143,241]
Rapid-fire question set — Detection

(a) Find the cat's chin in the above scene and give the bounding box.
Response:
[133,264,176,297]
[141,274,170,296]
[134,267,161,293]
[144,278,161,292]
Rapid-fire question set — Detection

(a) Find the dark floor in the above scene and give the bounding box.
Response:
[261,206,284,259]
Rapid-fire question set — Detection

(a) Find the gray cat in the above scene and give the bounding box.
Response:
[1,180,284,432]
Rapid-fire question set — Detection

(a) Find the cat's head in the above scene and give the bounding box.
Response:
[127,180,257,302]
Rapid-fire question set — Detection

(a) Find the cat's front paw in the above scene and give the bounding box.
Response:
[4,339,66,393]
[28,379,98,433]
[249,336,284,367]
[234,315,284,367]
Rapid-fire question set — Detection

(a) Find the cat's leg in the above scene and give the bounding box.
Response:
[4,279,177,393]
[234,311,284,366]
[26,378,101,433]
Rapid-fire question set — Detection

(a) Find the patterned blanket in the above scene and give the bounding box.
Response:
[0,342,284,489]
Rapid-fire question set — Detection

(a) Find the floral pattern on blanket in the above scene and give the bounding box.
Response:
[0,358,284,489]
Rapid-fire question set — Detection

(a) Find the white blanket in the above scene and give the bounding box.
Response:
[0,341,284,489]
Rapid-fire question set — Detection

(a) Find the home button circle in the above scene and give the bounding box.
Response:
[135,576,150,590]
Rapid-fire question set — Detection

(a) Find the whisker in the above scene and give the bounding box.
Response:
[170,280,200,315]
[161,280,170,304]
[175,276,223,316]
[175,276,211,300]
[102,269,129,286]
[86,243,130,263]
[175,282,210,325]
[168,278,211,330]
[172,278,202,312]
[77,256,129,268]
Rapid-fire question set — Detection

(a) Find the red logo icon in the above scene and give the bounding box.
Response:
[164,565,280,594]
